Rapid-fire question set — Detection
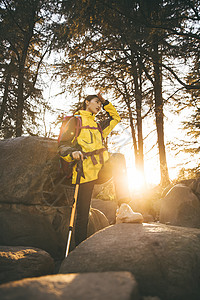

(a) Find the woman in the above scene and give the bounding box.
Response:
[58,93,132,246]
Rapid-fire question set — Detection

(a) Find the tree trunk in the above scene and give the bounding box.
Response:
[16,66,24,137]
[0,71,11,128]
[132,63,145,177]
[153,42,170,186]
[15,3,38,137]
[126,99,138,168]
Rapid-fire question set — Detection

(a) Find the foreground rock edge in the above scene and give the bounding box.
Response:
[0,272,139,300]
[0,246,54,284]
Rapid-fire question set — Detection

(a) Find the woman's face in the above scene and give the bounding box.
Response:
[85,97,102,114]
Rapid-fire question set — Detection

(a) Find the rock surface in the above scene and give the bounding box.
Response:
[0,136,59,205]
[159,184,200,228]
[91,198,117,224]
[0,246,54,284]
[87,208,110,237]
[0,272,139,300]
[59,223,200,300]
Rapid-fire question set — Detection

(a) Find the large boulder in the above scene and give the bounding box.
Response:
[59,223,200,300]
[0,136,61,205]
[0,246,54,284]
[159,184,200,228]
[0,272,139,300]
[0,137,109,261]
[91,198,117,224]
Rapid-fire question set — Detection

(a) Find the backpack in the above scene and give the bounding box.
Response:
[58,115,82,145]
[58,115,104,179]
[58,115,82,179]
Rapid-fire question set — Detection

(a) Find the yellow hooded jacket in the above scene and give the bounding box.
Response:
[59,100,121,184]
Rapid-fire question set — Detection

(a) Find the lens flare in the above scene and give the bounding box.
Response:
[127,167,146,192]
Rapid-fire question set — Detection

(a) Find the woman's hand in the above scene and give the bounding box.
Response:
[97,92,106,104]
[72,151,84,161]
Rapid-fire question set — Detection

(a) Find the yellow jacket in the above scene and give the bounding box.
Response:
[60,101,121,184]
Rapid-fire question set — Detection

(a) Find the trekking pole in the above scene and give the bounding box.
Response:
[65,159,83,257]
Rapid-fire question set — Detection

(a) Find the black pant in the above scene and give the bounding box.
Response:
[75,180,95,246]
[75,153,130,246]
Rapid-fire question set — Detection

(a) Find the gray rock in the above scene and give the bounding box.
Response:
[87,208,110,237]
[59,223,200,300]
[159,184,200,228]
[0,272,139,300]
[91,198,117,224]
[0,136,61,205]
[0,203,70,260]
[0,246,54,284]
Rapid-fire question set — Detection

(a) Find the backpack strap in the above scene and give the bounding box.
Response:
[58,116,73,144]
[58,115,82,179]
[74,116,82,142]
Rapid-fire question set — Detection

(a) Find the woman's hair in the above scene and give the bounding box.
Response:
[82,95,99,110]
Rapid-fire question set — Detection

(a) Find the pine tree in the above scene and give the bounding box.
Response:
[0,0,59,137]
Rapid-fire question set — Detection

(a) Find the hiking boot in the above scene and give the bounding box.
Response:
[116,203,144,224]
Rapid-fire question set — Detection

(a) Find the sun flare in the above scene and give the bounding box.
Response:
[127,167,146,192]
[123,147,162,193]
